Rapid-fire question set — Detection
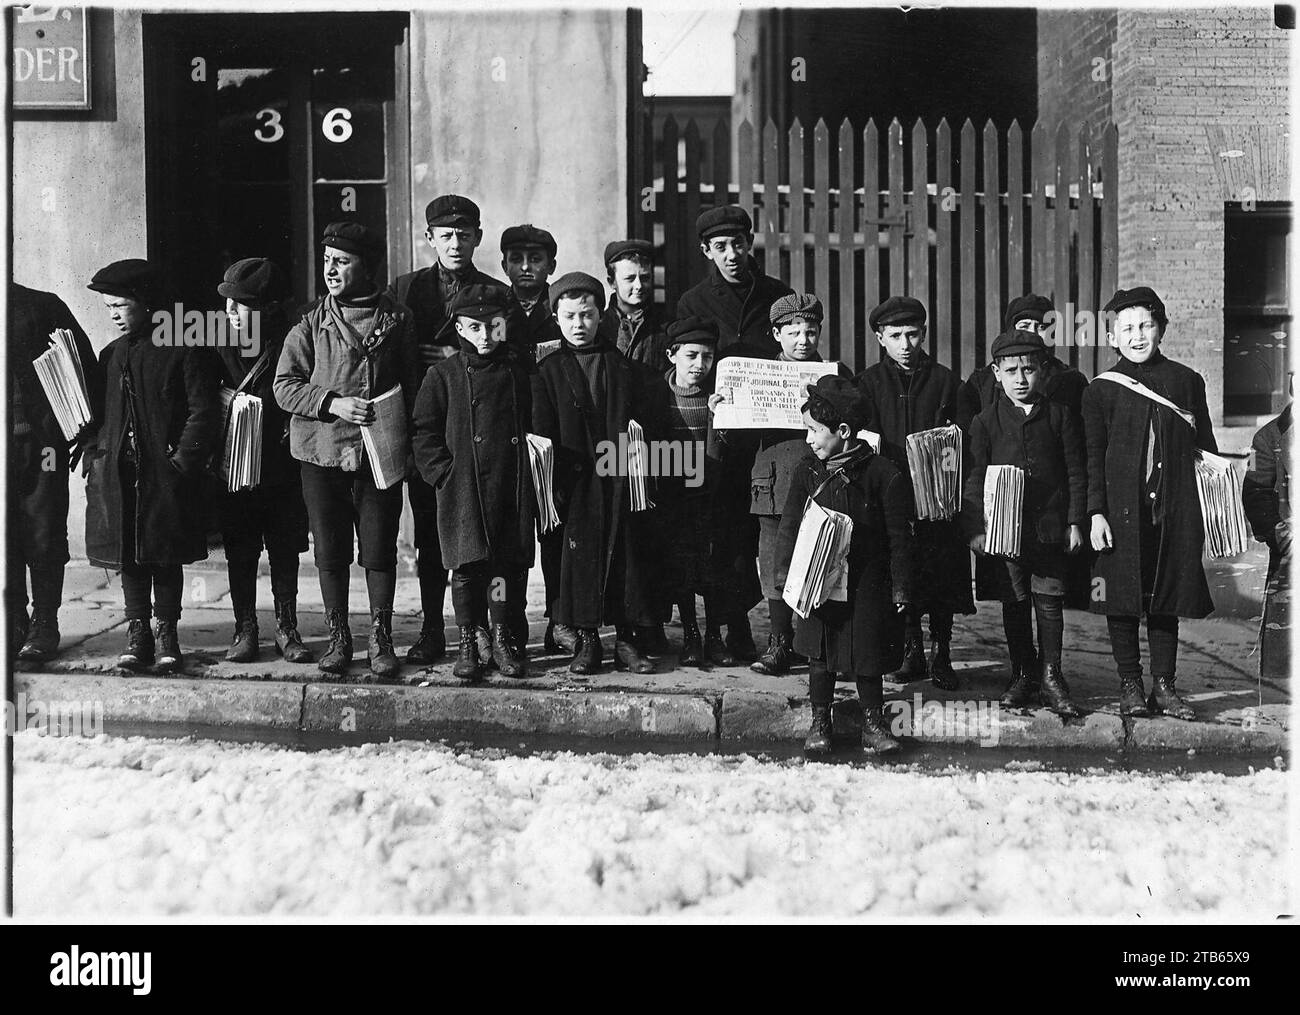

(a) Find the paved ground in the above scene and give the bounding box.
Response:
[11,547,1289,752]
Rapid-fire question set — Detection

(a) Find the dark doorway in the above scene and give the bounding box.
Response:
[1224,201,1291,419]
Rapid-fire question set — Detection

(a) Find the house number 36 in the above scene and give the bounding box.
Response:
[254,106,354,144]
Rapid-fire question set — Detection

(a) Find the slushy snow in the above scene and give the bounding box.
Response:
[13,732,1290,917]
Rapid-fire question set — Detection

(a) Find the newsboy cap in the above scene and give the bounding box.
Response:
[990,327,1048,361]
[770,292,824,328]
[697,205,753,241]
[1004,293,1055,330]
[549,271,605,312]
[87,259,165,307]
[804,375,872,433]
[666,316,719,348]
[425,194,481,228]
[604,239,654,266]
[1103,285,1168,325]
[500,223,557,260]
[450,283,512,322]
[322,221,382,260]
[218,257,288,308]
[869,295,927,331]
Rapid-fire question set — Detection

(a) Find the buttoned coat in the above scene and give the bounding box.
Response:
[673,258,793,353]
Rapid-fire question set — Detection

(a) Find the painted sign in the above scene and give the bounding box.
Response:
[12,6,90,110]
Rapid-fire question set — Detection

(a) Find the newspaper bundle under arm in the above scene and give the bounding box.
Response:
[525,433,561,533]
[32,328,93,441]
[781,497,854,619]
[358,385,407,490]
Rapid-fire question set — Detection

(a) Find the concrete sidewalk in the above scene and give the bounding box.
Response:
[10,560,1290,753]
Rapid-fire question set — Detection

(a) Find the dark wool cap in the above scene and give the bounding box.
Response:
[425,194,481,228]
[500,223,557,260]
[869,295,927,331]
[604,238,654,266]
[1103,285,1168,325]
[805,375,872,433]
[450,283,512,322]
[322,221,382,260]
[549,271,606,312]
[1004,293,1055,330]
[990,327,1048,361]
[666,316,720,348]
[770,292,824,327]
[87,259,165,307]
[697,204,753,241]
[218,258,288,308]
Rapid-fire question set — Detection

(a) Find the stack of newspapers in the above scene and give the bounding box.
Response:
[359,385,407,490]
[1194,450,1249,558]
[218,386,264,492]
[905,424,963,520]
[525,433,561,533]
[627,419,650,511]
[982,464,1025,557]
[781,499,854,619]
[33,328,92,441]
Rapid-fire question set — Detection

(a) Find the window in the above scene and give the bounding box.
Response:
[1224,202,1291,419]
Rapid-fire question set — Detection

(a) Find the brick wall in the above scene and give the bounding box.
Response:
[1037,8,1117,140]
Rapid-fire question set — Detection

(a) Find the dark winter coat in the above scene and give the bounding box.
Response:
[510,292,563,366]
[673,258,793,353]
[963,396,1086,545]
[217,315,298,483]
[856,352,976,613]
[390,263,526,364]
[1243,404,1291,679]
[774,446,915,675]
[411,343,536,571]
[530,340,666,628]
[84,326,222,567]
[7,283,102,466]
[963,355,1088,417]
[1081,352,1218,618]
[597,295,670,368]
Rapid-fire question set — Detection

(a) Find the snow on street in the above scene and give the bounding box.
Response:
[13,731,1291,918]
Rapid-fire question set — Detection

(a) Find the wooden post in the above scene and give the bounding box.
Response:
[1006,119,1024,304]
[813,118,831,317]
[982,118,1002,366]
[788,117,806,293]
[959,118,977,380]
[763,118,781,280]
[935,118,954,371]
[910,118,932,357]
[887,118,905,298]
[683,118,702,291]
[863,119,880,364]
[1030,120,1048,295]
[661,115,681,314]
[837,117,856,370]
[1054,121,1073,369]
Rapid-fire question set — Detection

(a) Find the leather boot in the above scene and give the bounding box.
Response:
[225,609,259,663]
[803,705,833,754]
[1118,671,1151,718]
[725,617,760,662]
[1039,662,1081,718]
[367,609,401,682]
[570,629,602,674]
[615,633,654,674]
[930,639,959,691]
[155,618,183,673]
[705,629,737,667]
[890,635,927,682]
[679,623,705,667]
[452,625,483,680]
[860,705,902,754]
[1148,674,1196,721]
[273,598,313,663]
[318,608,353,676]
[999,653,1040,708]
[117,618,154,671]
[751,632,794,675]
[491,622,527,678]
[18,607,61,662]
[406,620,447,664]
[10,606,31,660]
[475,625,495,669]
[545,621,579,655]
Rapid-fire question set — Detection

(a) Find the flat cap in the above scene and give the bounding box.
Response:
[218,257,288,308]
[666,315,719,348]
[804,375,872,433]
[87,259,165,307]
[770,292,824,327]
[604,239,654,266]
[990,327,1048,361]
[869,295,926,331]
[450,283,512,323]
[697,204,753,241]
[549,271,605,312]
[500,223,557,260]
[1103,285,1168,324]
[1005,293,1054,330]
[322,220,382,260]
[425,194,481,228]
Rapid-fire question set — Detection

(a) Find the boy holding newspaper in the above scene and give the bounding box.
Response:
[962,328,1085,718]
[1081,286,1218,721]
[775,375,914,755]
[412,284,536,680]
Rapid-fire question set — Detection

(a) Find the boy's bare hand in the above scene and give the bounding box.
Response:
[1066,523,1084,555]
[1090,514,1113,552]
[333,396,375,425]
[707,392,726,415]
[969,533,986,555]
